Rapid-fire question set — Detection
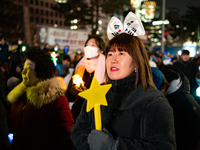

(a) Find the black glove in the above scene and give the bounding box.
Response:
[87,128,117,150]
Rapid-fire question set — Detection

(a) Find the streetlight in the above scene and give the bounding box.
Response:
[55,0,67,3]
[161,0,166,53]
[130,0,136,7]
[143,1,156,20]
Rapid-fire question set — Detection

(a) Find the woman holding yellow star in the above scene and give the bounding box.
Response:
[71,12,176,150]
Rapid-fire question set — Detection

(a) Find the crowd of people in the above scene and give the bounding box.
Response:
[0,12,200,150]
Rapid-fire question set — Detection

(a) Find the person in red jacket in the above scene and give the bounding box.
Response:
[7,48,75,150]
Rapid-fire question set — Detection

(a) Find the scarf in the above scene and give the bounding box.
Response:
[75,54,105,84]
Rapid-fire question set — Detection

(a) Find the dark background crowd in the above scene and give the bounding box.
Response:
[1,34,200,149]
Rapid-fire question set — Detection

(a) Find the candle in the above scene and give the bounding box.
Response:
[72,74,86,91]
[78,77,112,131]
[72,74,84,87]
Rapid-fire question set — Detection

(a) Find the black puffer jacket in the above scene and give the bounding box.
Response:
[173,58,198,100]
[0,100,11,150]
[164,67,200,150]
[71,73,176,150]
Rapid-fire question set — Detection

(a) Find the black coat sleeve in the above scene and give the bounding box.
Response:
[71,101,93,150]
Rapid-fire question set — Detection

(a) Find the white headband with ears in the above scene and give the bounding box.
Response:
[107,12,146,40]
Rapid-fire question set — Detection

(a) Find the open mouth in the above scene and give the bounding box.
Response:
[111,67,119,71]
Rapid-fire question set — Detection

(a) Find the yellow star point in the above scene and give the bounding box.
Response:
[78,77,112,112]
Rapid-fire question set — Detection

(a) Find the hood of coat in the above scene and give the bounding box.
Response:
[165,67,190,96]
[7,77,67,108]
[165,75,182,96]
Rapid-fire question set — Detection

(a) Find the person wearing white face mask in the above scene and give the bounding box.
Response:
[84,45,99,58]
[76,39,105,83]
[66,36,106,121]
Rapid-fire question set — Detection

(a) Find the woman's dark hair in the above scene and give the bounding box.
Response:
[24,48,57,80]
[105,33,155,89]
[0,37,6,41]
[85,36,105,51]
[63,54,71,62]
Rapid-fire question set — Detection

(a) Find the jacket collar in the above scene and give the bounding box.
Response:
[7,77,66,108]
[178,57,192,65]
[108,72,137,93]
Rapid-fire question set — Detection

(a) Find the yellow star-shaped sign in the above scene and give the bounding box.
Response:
[78,77,112,112]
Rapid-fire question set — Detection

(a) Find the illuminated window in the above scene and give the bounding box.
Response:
[55,0,67,3]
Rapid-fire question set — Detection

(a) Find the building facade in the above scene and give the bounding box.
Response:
[12,0,110,46]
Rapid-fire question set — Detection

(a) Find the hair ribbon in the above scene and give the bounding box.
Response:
[107,12,146,40]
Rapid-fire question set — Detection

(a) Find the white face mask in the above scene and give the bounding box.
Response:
[84,46,99,58]
[163,59,171,65]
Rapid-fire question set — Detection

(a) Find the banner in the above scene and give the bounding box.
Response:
[36,25,89,52]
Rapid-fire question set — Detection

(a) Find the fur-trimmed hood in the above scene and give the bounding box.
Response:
[7,77,67,108]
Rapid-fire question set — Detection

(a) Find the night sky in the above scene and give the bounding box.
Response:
[165,0,200,15]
